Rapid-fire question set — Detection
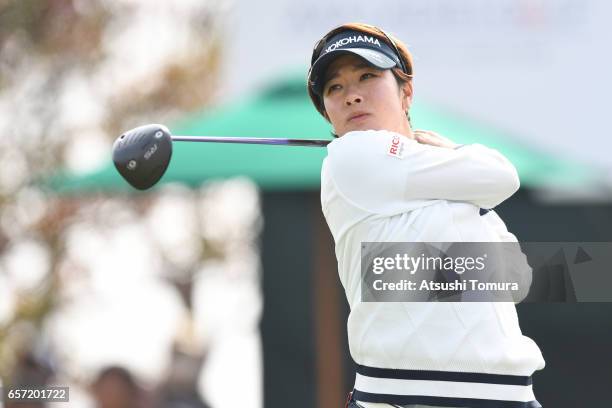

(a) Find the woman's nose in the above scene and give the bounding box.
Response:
[345,94,362,106]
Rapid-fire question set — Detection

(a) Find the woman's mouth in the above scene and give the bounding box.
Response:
[348,113,370,122]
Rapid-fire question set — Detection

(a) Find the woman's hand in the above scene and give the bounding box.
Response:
[413,129,459,149]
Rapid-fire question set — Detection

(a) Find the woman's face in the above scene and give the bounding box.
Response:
[322,54,412,137]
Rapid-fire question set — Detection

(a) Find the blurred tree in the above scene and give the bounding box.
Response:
[0,0,224,382]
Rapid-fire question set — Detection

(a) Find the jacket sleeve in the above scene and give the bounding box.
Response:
[326,130,520,213]
[481,210,532,303]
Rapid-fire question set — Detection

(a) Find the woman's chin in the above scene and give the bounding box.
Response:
[344,121,381,134]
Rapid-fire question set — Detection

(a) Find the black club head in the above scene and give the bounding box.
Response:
[112,124,173,190]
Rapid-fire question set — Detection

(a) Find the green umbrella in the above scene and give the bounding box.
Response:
[46,70,600,194]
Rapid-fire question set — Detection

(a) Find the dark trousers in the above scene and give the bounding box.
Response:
[345,391,469,408]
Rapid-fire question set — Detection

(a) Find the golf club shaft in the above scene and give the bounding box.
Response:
[172,135,330,147]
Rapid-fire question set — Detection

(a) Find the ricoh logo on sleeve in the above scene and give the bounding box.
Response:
[324,35,381,53]
[386,135,406,159]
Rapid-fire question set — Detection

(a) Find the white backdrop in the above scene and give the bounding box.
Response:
[218,0,611,177]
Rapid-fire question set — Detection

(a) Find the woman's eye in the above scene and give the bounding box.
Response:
[361,72,376,80]
[326,84,341,94]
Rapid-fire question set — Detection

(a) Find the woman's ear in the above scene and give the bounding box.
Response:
[401,80,414,112]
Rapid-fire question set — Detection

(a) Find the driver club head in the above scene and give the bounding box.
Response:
[112,124,173,190]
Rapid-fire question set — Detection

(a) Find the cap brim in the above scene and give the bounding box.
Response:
[309,48,397,96]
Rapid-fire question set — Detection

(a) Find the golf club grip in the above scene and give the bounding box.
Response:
[172,135,330,147]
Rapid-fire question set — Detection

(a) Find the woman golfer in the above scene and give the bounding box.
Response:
[307,23,545,408]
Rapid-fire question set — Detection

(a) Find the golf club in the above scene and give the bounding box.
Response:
[112,123,331,190]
